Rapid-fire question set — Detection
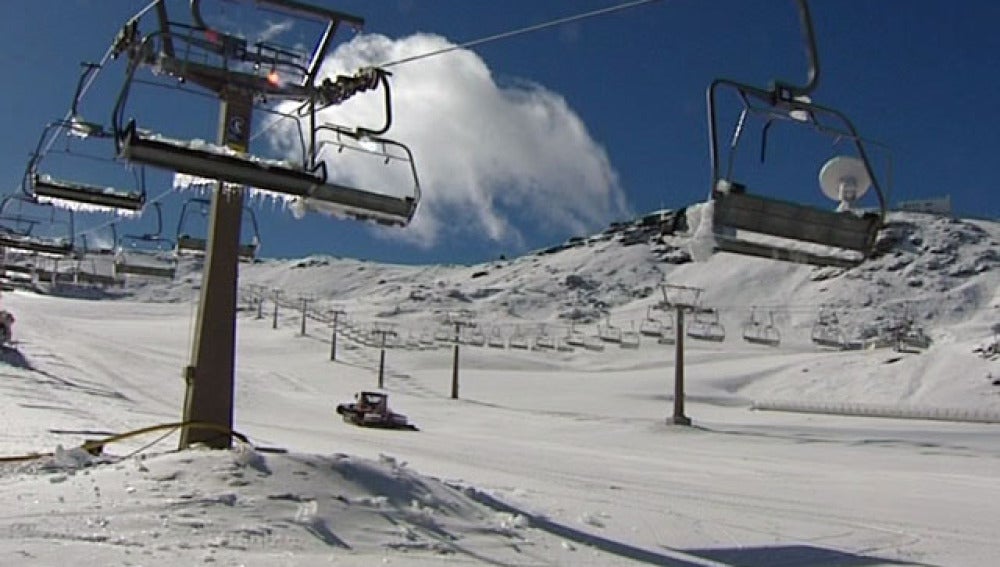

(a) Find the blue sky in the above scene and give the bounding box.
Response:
[1,0,997,264]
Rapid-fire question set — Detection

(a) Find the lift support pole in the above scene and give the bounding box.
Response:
[180,90,252,449]
[669,307,691,425]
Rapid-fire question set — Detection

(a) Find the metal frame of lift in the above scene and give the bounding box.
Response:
[175,197,260,261]
[705,0,889,268]
[110,2,420,227]
[26,63,146,215]
[106,0,427,448]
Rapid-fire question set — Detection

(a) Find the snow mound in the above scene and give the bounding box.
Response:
[0,448,549,565]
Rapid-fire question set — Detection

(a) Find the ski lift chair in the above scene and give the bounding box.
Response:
[656,311,677,345]
[111,0,420,228]
[896,327,931,352]
[598,315,622,344]
[416,328,435,349]
[705,0,888,268]
[583,333,606,352]
[487,325,507,349]
[556,331,576,353]
[810,308,846,349]
[26,64,145,215]
[508,326,530,350]
[464,326,486,347]
[658,326,677,345]
[741,307,781,347]
[620,322,641,349]
[533,325,556,351]
[686,307,726,342]
[114,203,177,279]
[0,194,76,257]
[402,331,420,350]
[175,197,261,261]
[565,323,587,347]
[433,325,453,343]
[72,233,122,286]
[639,305,664,337]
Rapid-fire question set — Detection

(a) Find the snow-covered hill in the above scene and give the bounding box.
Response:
[0,209,997,566]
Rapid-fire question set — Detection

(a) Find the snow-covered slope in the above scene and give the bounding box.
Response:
[0,210,997,566]
[224,211,1000,409]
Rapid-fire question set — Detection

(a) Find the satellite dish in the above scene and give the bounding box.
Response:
[819,156,871,211]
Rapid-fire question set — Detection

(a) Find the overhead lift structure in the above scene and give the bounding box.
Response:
[108,0,421,448]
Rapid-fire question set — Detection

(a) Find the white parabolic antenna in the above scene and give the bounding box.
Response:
[819,156,871,210]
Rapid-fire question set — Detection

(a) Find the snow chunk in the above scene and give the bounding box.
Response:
[685,201,717,262]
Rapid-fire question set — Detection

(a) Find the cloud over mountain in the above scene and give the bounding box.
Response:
[271,32,630,249]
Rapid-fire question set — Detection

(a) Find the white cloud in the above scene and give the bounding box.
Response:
[257,20,294,44]
[269,33,630,249]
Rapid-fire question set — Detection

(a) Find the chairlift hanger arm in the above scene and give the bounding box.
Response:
[774,0,820,99]
[71,62,103,118]
[313,67,391,121]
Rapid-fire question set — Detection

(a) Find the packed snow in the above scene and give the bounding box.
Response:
[0,210,997,566]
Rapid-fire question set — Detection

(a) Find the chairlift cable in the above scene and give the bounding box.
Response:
[379,0,663,69]
[249,0,662,144]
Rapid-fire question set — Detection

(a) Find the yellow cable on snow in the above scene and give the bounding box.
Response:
[0,421,251,464]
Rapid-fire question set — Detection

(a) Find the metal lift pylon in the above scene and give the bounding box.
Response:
[108,0,404,449]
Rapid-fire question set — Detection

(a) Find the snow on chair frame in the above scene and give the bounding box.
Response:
[109,0,420,228]
[705,0,888,268]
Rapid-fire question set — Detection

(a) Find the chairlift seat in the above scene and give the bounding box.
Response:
[176,235,208,255]
[32,174,144,213]
[487,332,506,348]
[115,259,177,280]
[712,188,881,255]
[120,123,417,227]
[509,336,530,350]
[686,310,726,342]
[620,331,641,349]
[0,234,74,257]
[743,333,780,347]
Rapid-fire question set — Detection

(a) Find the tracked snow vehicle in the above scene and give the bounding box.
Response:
[336,391,417,431]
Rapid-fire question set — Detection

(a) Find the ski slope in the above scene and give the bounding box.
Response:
[0,211,997,566]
